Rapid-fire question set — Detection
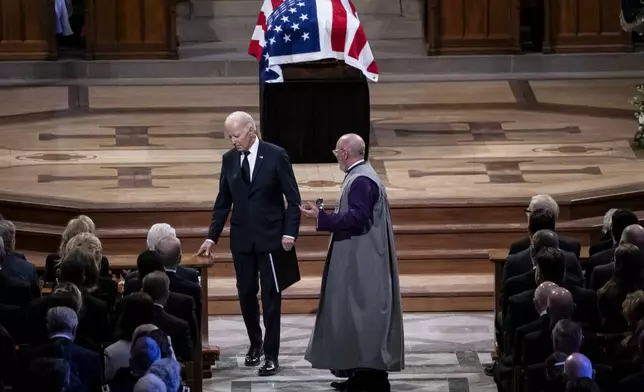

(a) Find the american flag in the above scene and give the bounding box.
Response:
[249,0,379,83]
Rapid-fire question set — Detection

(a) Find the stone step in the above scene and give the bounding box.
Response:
[176,14,423,43]
[177,38,426,58]
[208,249,494,277]
[178,0,422,19]
[207,274,495,315]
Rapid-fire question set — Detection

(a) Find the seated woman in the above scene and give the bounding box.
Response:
[45,216,117,310]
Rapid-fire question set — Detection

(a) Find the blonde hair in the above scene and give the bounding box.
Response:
[59,216,95,256]
[61,232,102,266]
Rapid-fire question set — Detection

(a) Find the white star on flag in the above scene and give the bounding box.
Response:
[264,53,270,60]
[299,14,308,21]
[297,1,304,6]
[281,16,289,23]
[291,23,300,31]
[289,7,297,13]
[283,34,291,42]
[274,25,282,32]
[268,37,276,44]
[301,32,309,41]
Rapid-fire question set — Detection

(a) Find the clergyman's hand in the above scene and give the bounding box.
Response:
[197,240,213,257]
[282,236,295,251]
[299,201,319,219]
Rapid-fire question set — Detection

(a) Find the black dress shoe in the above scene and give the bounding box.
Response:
[330,380,348,390]
[258,359,280,376]
[244,346,263,366]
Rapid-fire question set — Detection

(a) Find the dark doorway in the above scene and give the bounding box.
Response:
[520,0,545,52]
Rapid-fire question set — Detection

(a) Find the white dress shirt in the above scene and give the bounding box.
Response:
[240,137,260,182]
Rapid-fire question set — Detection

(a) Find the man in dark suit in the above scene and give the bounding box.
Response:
[503,226,583,285]
[142,271,192,361]
[590,222,644,291]
[585,209,639,287]
[508,195,581,258]
[197,111,301,376]
[122,250,198,343]
[155,237,202,330]
[17,306,103,392]
[0,221,40,299]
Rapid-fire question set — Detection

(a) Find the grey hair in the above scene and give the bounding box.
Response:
[528,195,559,218]
[147,223,177,250]
[0,236,4,255]
[132,324,159,342]
[52,282,83,313]
[0,220,16,252]
[602,208,617,234]
[147,358,182,392]
[154,235,182,269]
[46,306,78,336]
[134,374,167,392]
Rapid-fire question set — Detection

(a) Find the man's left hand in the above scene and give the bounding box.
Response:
[282,236,295,251]
[299,201,319,219]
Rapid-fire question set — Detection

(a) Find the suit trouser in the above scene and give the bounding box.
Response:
[233,250,282,360]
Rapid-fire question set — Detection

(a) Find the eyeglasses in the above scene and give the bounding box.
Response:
[525,208,532,215]
[332,148,345,157]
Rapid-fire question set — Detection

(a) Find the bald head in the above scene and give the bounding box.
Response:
[334,133,366,172]
[154,235,182,269]
[564,353,593,380]
[621,224,644,249]
[547,287,575,323]
[534,281,558,314]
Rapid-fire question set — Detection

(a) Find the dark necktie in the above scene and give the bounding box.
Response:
[241,151,251,183]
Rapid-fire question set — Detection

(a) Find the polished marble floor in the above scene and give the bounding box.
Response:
[0,79,642,206]
[204,312,495,392]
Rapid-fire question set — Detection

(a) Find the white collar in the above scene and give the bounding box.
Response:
[346,159,365,172]
[153,303,164,309]
[247,137,259,156]
[165,268,177,273]
[540,310,548,316]
[51,333,73,341]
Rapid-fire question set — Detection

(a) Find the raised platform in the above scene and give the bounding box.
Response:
[1,77,643,314]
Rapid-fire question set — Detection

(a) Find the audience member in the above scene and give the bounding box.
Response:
[147,358,182,392]
[618,328,644,391]
[146,223,198,283]
[598,244,644,332]
[121,250,198,343]
[17,307,102,392]
[133,373,166,392]
[109,336,161,392]
[26,281,83,345]
[0,220,40,299]
[104,292,155,382]
[588,210,641,290]
[564,353,593,380]
[24,357,71,392]
[143,271,192,361]
[565,377,600,392]
[133,324,176,360]
[589,208,618,256]
[510,195,581,258]
[155,235,202,326]
[0,236,32,309]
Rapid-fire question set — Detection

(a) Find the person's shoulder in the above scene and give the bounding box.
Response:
[169,291,194,304]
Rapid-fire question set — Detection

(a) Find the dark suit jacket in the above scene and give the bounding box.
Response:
[152,305,192,361]
[125,265,199,285]
[509,235,581,259]
[589,238,613,257]
[17,337,103,392]
[0,253,39,299]
[0,272,32,308]
[44,254,111,283]
[523,325,554,366]
[504,284,600,337]
[590,263,615,292]
[584,246,614,287]
[502,248,583,284]
[208,140,301,254]
[167,271,202,328]
[618,371,644,392]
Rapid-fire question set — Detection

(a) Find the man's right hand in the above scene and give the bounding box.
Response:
[197,240,214,257]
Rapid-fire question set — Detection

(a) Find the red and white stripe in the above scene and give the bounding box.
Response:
[249,0,379,82]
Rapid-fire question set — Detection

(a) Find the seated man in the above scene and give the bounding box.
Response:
[142,271,193,361]
[17,307,103,392]
[591,223,644,291]
[0,220,40,300]
[24,357,71,392]
[509,195,581,258]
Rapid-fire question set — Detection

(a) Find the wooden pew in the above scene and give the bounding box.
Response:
[0,0,57,60]
[425,0,521,55]
[543,0,632,53]
[26,251,215,392]
[85,0,179,59]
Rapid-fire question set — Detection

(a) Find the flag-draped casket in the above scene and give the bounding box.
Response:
[250,0,375,163]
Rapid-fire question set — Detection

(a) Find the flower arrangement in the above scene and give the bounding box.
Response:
[634,84,644,149]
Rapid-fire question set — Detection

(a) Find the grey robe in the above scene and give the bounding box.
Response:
[304,162,404,371]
